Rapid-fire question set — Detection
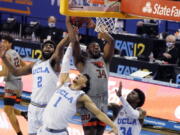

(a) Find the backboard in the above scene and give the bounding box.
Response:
[60,0,140,19]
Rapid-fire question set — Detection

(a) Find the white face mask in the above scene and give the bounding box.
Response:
[166,42,174,48]
[48,23,56,28]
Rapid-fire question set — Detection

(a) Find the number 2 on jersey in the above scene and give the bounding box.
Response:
[53,97,62,107]
[120,127,132,135]
[37,76,42,88]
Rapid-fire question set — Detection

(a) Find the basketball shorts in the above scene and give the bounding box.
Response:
[37,126,68,135]
[79,95,108,127]
[28,103,45,134]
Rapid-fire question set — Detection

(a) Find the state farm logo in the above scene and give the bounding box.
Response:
[142,1,180,17]
[142,2,152,13]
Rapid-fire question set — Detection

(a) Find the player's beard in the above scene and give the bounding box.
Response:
[89,51,101,59]
[42,52,53,60]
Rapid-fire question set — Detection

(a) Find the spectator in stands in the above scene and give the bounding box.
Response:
[136,21,144,35]
[156,35,178,64]
[136,19,158,38]
[40,16,63,44]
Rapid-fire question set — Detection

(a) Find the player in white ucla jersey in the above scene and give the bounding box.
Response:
[1,36,69,135]
[0,35,28,135]
[108,82,146,135]
[68,16,115,135]
[37,28,118,135]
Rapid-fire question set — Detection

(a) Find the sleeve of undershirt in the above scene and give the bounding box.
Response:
[60,43,73,73]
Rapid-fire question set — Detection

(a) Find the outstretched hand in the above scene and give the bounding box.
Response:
[0,42,7,58]
[115,81,122,97]
[108,126,119,135]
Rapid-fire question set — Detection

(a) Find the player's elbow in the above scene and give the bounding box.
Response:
[12,71,21,76]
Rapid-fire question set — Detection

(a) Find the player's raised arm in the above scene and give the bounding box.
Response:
[66,16,85,72]
[0,44,33,76]
[50,34,69,70]
[116,82,146,119]
[58,42,74,86]
[99,32,115,63]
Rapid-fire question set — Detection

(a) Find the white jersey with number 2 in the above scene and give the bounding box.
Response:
[31,60,58,104]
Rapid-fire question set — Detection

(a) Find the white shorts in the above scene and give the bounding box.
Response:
[28,104,45,134]
[37,126,68,135]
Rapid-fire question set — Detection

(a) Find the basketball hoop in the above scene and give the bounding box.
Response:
[95,17,115,34]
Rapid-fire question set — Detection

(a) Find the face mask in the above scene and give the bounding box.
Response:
[166,42,174,48]
[48,23,56,28]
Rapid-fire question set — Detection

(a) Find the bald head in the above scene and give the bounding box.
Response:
[48,16,56,23]
[48,16,56,28]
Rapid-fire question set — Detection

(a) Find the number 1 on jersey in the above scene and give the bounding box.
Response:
[53,97,62,107]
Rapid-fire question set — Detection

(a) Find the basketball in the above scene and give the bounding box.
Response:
[70,17,91,28]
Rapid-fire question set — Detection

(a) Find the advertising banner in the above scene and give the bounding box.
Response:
[1,64,179,123]
[0,0,61,18]
[108,75,180,123]
[12,41,42,59]
[121,0,180,21]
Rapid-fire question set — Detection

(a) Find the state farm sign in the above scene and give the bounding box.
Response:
[121,0,180,21]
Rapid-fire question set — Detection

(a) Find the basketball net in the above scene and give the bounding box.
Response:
[95,17,116,34]
[93,0,120,34]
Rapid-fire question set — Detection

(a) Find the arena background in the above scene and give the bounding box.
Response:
[0,0,180,135]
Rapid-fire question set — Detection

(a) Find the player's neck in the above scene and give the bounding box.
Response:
[70,83,81,90]
[128,101,137,109]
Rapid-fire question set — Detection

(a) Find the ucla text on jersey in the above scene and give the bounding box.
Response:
[32,67,50,74]
[56,89,74,103]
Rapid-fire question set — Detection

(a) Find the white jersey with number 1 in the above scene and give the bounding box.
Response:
[42,83,84,129]
[115,107,142,135]
[31,60,58,104]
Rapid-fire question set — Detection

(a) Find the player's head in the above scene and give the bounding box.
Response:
[0,35,13,49]
[87,42,101,59]
[73,73,90,93]
[41,40,56,60]
[127,88,145,108]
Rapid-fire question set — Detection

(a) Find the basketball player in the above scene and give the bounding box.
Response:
[37,36,118,135]
[108,82,146,135]
[66,16,115,135]
[0,35,27,135]
[0,36,69,135]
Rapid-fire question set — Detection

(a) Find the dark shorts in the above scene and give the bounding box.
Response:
[4,89,21,106]
[80,110,106,127]
[81,117,106,127]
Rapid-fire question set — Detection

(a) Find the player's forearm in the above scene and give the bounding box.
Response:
[0,64,8,76]
[0,71,7,76]
[61,44,73,73]
[0,67,8,76]
[120,96,140,119]
[96,111,116,129]
[101,32,114,45]
[66,17,77,43]
[1,56,18,76]
[56,36,69,52]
